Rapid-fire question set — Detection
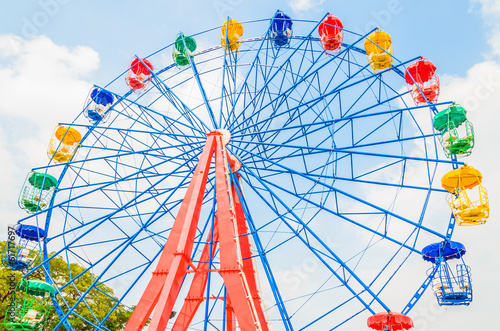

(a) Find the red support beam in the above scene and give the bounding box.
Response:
[124,134,216,331]
[232,177,270,331]
[124,131,269,331]
[213,135,263,331]
[226,296,235,331]
[172,215,219,330]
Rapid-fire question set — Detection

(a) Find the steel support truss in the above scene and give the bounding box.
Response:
[124,130,269,331]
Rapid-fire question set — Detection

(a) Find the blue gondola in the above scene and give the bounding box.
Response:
[2,224,46,271]
[422,241,472,306]
[271,11,292,47]
[84,87,114,123]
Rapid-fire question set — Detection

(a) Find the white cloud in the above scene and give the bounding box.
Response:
[0,34,100,235]
[0,35,99,121]
[471,0,500,17]
[288,0,325,13]
[471,0,500,57]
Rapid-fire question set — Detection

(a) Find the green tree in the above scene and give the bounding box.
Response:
[0,241,133,330]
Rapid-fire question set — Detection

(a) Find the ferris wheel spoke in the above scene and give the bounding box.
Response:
[299,297,366,330]
[247,161,440,193]
[49,156,198,215]
[227,44,308,131]
[229,29,377,134]
[42,154,200,249]
[220,22,277,127]
[257,49,354,134]
[72,140,205,164]
[231,54,419,143]
[219,45,241,128]
[230,105,392,150]
[95,90,174,132]
[106,102,204,165]
[185,50,219,129]
[232,174,298,330]
[48,172,214,329]
[59,229,166,290]
[95,251,164,328]
[241,168,423,254]
[148,72,211,133]
[51,237,152,330]
[230,89,428,148]
[237,136,442,178]
[237,145,446,241]
[53,167,216,260]
[100,89,206,140]
[238,171,386,314]
[218,38,231,128]
[78,121,197,165]
[234,140,454,178]
[226,14,332,132]
[54,182,191,246]
[335,75,386,119]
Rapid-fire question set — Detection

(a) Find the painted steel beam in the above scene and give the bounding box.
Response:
[124,134,215,331]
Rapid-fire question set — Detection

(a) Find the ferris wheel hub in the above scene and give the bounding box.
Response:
[209,129,231,146]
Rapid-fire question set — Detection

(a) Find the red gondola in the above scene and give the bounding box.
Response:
[367,312,414,331]
[125,58,154,92]
[318,14,343,53]
[404,58,439,105]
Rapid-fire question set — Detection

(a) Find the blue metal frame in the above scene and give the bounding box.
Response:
[11,11,461,330]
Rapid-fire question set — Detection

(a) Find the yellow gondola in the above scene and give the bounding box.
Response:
[47,125,82,163]
[364,29,393,72]
[441,165,489,225]
[221,18,243,52]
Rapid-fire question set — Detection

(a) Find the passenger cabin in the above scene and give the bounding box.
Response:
[270,11,293,47]
[364,29,393,72]
[441,165,489,225]
[4,280,55,331]
[367,312,414,331]
[125,58,154,92]
[432,264,472,306]
[84,87,114,123]
[433,104,474,157]
[404,58,439,105]
[422,241,472,306]
[221,18,244,52]
[172,34,197,67]
[18,172,57,214]
[47,125,81,163]
[318,14,343,54]
[1,225,45,271]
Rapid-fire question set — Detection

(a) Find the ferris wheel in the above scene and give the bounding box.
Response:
[3,10,487,331]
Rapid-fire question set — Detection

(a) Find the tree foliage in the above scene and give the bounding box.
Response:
[0,241,133,330]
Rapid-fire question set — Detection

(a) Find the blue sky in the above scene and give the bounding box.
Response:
[1,0,499,330]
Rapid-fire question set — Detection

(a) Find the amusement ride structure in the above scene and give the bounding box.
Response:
[2,10,489,331]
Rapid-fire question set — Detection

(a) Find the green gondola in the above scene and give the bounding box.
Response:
[172,33,197,67]
[4,280,55,331]
[433,104,474,157]
[18,172,57,214]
